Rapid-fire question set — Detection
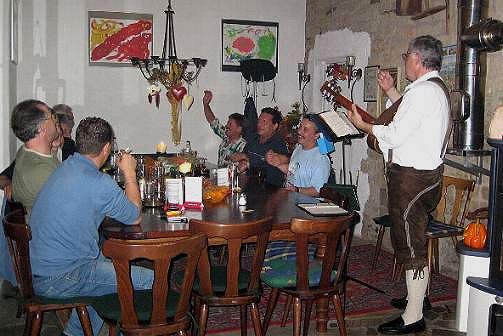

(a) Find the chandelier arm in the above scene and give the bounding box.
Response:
[162,9,169,59]
[168,10,177,58]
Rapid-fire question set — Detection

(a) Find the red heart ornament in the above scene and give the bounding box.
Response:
[170,86,187,102]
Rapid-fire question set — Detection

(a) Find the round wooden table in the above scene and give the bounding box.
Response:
[101,182,358,332]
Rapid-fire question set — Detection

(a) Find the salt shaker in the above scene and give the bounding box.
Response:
[238,194,247,206]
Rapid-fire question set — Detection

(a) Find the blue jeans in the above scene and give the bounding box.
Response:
[33,253,154,336]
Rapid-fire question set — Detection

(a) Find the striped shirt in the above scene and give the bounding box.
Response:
[210,119,246,167]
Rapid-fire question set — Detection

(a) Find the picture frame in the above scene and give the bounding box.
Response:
[221,19,279,72]
[377,67,401,116]
[88,11,153,66]
[10,0,19,65]
[363,66,379,102]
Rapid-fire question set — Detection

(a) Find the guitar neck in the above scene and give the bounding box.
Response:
[332,93,376,124]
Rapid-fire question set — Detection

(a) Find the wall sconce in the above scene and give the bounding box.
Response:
[297,62,311,90]
[345,56,362,88]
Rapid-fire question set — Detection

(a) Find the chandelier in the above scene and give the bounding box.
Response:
[131,0,207,145]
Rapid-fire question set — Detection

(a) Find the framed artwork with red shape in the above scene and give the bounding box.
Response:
[88,11,153,66]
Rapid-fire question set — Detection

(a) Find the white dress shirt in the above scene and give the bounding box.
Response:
[372,71,449,170]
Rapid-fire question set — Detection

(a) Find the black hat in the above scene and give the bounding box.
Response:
[240,59,277,82]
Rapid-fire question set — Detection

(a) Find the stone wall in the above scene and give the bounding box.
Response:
[305,0,503,276]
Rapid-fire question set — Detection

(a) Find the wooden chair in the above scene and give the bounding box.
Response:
[93,234,207,336]
[276,184,357,326]
[370,175,475,282]
[425,175,475,287]
[3,209,94,336]
[190,216,273,336]
[261,215,355,336]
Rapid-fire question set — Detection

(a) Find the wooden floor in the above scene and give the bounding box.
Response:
[0,279,465,336]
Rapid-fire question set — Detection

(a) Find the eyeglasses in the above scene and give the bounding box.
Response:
[401,51,418,61]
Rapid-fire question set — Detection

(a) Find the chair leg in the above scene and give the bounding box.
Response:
[30,311,43,336]
[302,300,313,336]
[281,294,292,327]
[371,226,386,271]
[392,257,403,282]
[55,309,71,329]
[75,306,94,336]
[262,287,280,334]
[250,302,263,336]
[16,302,23,318]
[433,239,440,273]
[240,305,247,336]
[331,294,347,336]
[198,304,209,336]
[106,322,117,336]
[427,239,434,296]
[292,297,302,336]
[23,311,34,336]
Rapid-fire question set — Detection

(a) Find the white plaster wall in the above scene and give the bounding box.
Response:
[306,29,372,235]
[14,0,306,164]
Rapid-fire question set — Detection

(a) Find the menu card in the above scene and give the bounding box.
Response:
[184,176,203,203]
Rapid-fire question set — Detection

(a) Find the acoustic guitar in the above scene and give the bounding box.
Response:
[320,80,401,154]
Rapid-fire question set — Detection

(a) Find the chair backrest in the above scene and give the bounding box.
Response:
[102,234,207,333]
[2,209,35,299]
[290,214,355,291]
[190,217,273,297]
[435,175,475,227]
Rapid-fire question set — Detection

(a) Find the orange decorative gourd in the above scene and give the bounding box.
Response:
[463,219,488,249]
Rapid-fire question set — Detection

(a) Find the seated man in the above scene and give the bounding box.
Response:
[232,107,288,187]
[265,115,331,196]
[11,100,60,213]
[53,103,76,160]
[202,90,246,167]
[29,117,153,336]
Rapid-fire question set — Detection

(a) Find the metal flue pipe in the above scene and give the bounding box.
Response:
[453,0,503,152]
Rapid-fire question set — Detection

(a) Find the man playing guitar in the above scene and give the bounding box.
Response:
[347,35,450,335]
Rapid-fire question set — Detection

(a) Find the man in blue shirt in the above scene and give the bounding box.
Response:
[265,115,331,196]
[30,117,153,336]
[232,107,288,186]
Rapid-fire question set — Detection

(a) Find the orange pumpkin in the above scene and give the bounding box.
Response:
[463,219,488,249]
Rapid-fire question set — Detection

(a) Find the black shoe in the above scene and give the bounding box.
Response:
[378,316,426,334]
[390,296,432,311]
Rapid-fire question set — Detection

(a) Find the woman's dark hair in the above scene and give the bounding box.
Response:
[75,117,114,155]
[261,107,283,125]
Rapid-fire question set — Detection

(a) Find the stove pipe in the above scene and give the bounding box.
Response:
[452,0,503,152]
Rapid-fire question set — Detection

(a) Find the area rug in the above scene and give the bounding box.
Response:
[203,244,458,334]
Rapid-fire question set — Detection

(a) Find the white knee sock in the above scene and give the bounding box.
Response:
[401,266,429,325]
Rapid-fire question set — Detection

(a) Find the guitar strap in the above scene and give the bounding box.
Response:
[386,77,452,165]
[427,77,452,160]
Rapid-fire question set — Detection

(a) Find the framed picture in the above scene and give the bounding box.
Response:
[363,66,379,102]
[88,11,153,66]
[377,67,401,116]
[221,19,279,72]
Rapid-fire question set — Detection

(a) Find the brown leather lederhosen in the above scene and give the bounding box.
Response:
[386,77,451,272]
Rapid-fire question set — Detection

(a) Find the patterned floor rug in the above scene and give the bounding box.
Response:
[203,244,458,334]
